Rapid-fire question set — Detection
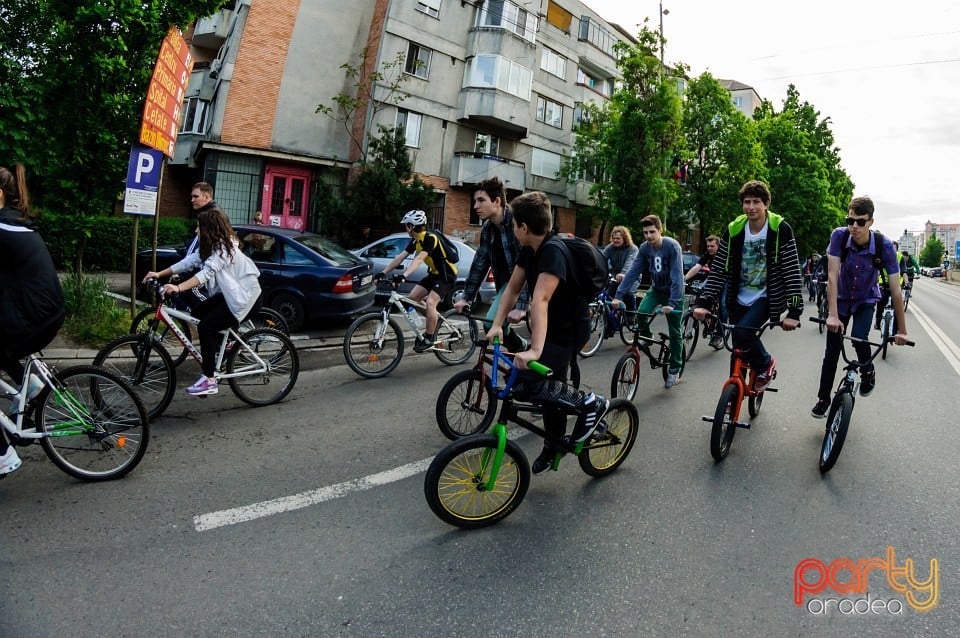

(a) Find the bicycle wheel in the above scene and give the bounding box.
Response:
[659,338,687,382]
[424,434,530,529]
[710,384,741,462]
[226,328,300,406]
[610,352,641,400]
[130,307,193,367]
[578,398,639,477]
[881,314,891,360]
[903,290,911,313]
[434,310,478,366]
[748,390,764,418]
[819,392,853,473]
[682,311,699,361]
[37,365,149,481]
[94,334,176,421]
[817,300,827,334]
[245,307,289,335]
[436,368,497,440]
[343,313,404,378]
[578,305,604,358]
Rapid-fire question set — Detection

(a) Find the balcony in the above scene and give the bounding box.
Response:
[192,9,232,49]
[459,88,528,138]
[450,152,525,190]
[566,180,596,206]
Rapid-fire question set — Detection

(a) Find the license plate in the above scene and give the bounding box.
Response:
[361,275,373,287]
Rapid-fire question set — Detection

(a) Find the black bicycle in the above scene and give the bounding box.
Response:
[809,317,914,472]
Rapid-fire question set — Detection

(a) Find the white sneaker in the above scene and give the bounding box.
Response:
[0,447,22,478]
[664,370,681,389]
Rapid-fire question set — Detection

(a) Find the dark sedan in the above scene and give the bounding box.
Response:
[136,225,374,330]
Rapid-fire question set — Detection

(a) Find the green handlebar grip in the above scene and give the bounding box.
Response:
[528,361,552,377]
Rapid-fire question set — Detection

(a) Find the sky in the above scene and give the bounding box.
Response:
[583,0,960,240]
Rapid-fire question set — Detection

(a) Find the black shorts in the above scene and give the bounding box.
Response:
[413,273,454,300]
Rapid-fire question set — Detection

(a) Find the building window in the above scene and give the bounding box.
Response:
[531,148,562,179]
[576,68,609,97]
[577,16,616,58]
[546,1,573,32]
[416,0,441,19]
[396,109,422,147]
[464,54,532,100]
[405,42,432,79]
[475,133,500,156]
[536,96,563,128]
[478,0,537,43]
[540,47,567,80]
[179,96,208,134]
[732,96,744,107]
[572,102,592,128]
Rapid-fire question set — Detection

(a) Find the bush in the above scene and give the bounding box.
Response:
[60,273,128,348]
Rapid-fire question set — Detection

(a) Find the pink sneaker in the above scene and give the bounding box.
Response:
[754,357,776,392]
[186,375,218,396]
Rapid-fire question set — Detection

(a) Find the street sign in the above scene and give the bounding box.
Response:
[139,27,193,158]
[955,240,959,260]
[123,144,164,215]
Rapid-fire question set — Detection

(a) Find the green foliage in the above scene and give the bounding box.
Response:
[0,0,228,216]
[60,273,128,348]
[919,235,945,267]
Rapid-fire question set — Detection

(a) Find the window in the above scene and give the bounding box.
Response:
[576,68,609,97]
[416,0,440,19]
[577,16,616,57]
[546,1,573,32]
[536,96,563,128]
[396,109,422,147]
[540,47,566,79]
[732,96,744,107]
[179,96,208,134]
[464,55,532,100]
[531,148,562,178]
[572,102,592,128]
[404,42,432,79]
[475,133,500,156]
[478,0,537,43]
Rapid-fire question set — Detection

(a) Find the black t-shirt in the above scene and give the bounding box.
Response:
[405,231,456,282]
[693,252,716,282]
[516,234,589,347]
[491,230,510,290]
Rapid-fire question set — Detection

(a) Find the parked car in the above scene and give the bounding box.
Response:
[135,225,374,331]
[350,232,497,306]
[682,251,699,275]
[928,267,943,278]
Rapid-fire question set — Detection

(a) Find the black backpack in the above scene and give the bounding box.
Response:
[551,234,609,299]
[430,231,460,264]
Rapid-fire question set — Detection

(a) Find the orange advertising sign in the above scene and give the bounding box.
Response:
[139,27,194,158]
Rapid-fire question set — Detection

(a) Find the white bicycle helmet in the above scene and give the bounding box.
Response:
[401,209,427,227]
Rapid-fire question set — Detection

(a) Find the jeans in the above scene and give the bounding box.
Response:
[817,303,875,401]
[729,298,771,372]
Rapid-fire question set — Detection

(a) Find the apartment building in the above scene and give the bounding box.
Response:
[167,0,635,242]
[718,79,762,119]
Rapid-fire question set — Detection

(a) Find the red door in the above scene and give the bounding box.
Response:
[262,166,310,231]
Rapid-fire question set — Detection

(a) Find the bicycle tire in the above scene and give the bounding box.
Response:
[619,317,635,345]
[881,315,890,360]
[659,337,686,382]
[434,310,478,366]
[130,307,193,367]
[819,391,853,473]
[710,384,740,462]
[578,305,604,358]
[226,328,300,406]
[343,313,404,378]
[610,352,641,400]
[424,434,530,529]
[245,307,289,335]
[436,368,497,440]
[37,365,149,481]
[682,311,699,361]
[94,334,176,421]
[578,398,639,477]
[903,290,911,313]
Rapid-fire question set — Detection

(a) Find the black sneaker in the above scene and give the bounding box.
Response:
[811,398,830,419]
[709,335,724,350]
[860,369,876,397]
[570,394,608,443]
[531,445,557,474]
[412,336,434,353]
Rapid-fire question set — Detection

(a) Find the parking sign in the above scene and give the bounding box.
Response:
[123,144,164,215]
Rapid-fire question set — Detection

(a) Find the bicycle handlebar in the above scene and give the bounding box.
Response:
[488,338,551,399]
[807,317,916,348]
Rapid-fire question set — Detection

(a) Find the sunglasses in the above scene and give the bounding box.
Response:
[845,217,871,227]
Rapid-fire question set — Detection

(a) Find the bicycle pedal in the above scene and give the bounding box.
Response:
[765,387,778,393]
[734,421,751,429]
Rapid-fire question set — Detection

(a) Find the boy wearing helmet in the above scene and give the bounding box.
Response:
[378,210,457,352]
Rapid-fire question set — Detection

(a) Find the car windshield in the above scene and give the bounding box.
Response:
[295,234,363,266]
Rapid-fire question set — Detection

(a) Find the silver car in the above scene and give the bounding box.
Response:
[351,232,497,306]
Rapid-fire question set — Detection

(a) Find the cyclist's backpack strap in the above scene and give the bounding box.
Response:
[839,229,886,274]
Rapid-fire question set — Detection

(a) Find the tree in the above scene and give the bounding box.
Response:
[0,0,228,216]
[919,235,945,267]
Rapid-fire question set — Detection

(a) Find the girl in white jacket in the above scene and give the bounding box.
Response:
[144,208,261,396]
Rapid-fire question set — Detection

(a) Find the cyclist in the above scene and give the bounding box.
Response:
[611,215,686,389]
[692,180,803,390]
[143,208,262,397]
[452,177,528,352]
[602,225,639,320]
[485,191,607,475]
[813,249,829,310]
[811,196,909,418]
[0,164,66,477]
[685,234,724,349]
[377,210,457,353]
[900,249,919,286]
[874,241,905,331]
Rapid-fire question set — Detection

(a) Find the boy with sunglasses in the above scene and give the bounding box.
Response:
[811,196,909,418]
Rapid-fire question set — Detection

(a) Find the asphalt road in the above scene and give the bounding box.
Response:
[1,277,957,637]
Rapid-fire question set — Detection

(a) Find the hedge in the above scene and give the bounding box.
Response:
[36,212,194,272]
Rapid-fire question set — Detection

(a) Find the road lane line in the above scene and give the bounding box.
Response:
[910,301,960,377]
[194,429,530,531]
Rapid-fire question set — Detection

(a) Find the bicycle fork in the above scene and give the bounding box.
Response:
[478,422,509,490]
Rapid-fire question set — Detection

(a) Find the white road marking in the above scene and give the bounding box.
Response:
[910,301,960,377]
[194,429,530,531]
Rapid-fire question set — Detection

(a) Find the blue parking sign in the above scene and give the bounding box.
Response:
[123,144,164,215]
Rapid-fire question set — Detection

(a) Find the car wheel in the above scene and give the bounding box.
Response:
[445,287,467,309]
[270,293,305,332]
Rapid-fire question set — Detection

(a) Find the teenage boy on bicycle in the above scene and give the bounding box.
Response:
[453,177,528,352]
[377,210,457,353]
[692,180,803,390]
[611,215,686,389]
[485,191,607,475]
[685,234,724,349]
[811,196,909,418]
